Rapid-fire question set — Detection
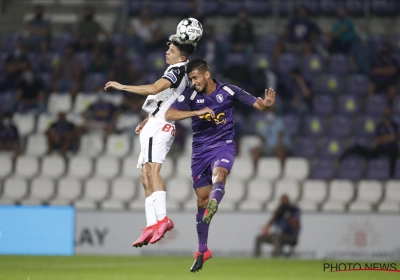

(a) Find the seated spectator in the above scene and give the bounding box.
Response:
[327,8,356,54]
[349,25,378,76]
[368,43,398,102]
[75,6,104,52]
[0,114,20,162]
[1,42,29,91]
[274,5,320,60]
[16,67,45,114]
[51,44,82,98]
[254,194,300,258]
[25,5,51,53]
[340,107,398,178]
[195,25,225,72]
[82,93,119,136]
[129,5,165,56]
[88,48,109,75]
[251,108,292,169]
[46,112,77,156]
[230,9,255,56]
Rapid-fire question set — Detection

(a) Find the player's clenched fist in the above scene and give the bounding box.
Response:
[195,107,215,118]
[104,81,124,91]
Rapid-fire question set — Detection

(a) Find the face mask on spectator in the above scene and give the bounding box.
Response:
[98,34,106,42]
[2,118,11,127]
[14,49,21,57]
[24,72,33,82]
[97,93,105,101]
[359,33,368,41]
[265,112,275,123]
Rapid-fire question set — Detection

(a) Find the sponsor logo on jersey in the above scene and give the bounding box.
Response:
[223,86,235,96]
[196,99,205,103]
[199,112,226,125]
[165,72,177,83]
[216,94,224,103]
[190,91,197,100]
[221,159,230,163]
[177,95,185,102]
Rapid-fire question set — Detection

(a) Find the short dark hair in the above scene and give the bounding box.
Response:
[187,58,210,74]
[168,40,196,59]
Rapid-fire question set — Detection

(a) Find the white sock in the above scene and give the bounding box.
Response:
[145,196,157,227]
[152,191,167,221]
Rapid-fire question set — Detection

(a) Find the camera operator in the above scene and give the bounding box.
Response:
[253,194,300,258]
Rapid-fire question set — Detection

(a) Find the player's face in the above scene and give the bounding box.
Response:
[189,70,208,92]
[166,44,182,65]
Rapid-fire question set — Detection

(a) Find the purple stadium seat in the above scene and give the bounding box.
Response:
[225,53,247,68]
[394,159,400,179]
[127,53,144,72]
[304,115,326,137]
[366,157,390,180]
[310,158,335,180]
[347,74,369,96]
[328,54,350,75]
[313,95,335,116]
[278,53,299,75]
[2,33,24,52]
[258,34,279,55]
[278,0,290,16]
[203,1,220,15]
[392,95,400,115]
[371,0,399,16]
[345,0,366,16]
[297,0,320,15]
[338,157,364,180]
[111,34,128,47]
[84,73,107,92]
[302,53,325,77]
[127,0,142,15]
[245,0,272,16]
[356,115,379,137]
[338,95,361,116]
[320,137,345,158]
[283,114,300,135]
[320,0,344,15]
[0,91,16,114]
[39,72,52,90]
[350,136,374,149]
[365,95,387,115]
[75,52,91,70]
[391,34,400,53]
[318,74,343,95]
[168,0,196,15]
[53,33,74,53]
[146,1,167,15]
[293,136,317,158]
[329,115,352,138]
[220,0,245,16]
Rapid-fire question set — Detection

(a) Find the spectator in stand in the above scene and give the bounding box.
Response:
[251,108,292,170]
[195,25,225,72]
[274,5,320,60]
[1,42,30,90]
[25,5,51,53]
[46,112,77,156]
[87,48,109,75]
[349,24,378,76]
[82,92,119,136]
[52,44,83,98]
[368,43,398,103]
[75,6,105,52]
[340,107,398,178]
[0,114,20,162]
[16,67,45,114]
[327,8,356,54]
[129,5,166,56]
[230,8,255,56]
[254,194,300,258]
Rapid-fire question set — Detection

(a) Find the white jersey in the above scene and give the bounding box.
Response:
[141,61,189,119]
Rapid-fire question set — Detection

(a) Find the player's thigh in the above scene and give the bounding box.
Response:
[210,145,236,183]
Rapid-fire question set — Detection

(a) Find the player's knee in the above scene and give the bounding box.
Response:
[197,196,208,208]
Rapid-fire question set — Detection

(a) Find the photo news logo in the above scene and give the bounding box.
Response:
[323,262,400,272]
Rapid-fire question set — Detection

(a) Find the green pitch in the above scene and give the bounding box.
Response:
[0,255,399,280]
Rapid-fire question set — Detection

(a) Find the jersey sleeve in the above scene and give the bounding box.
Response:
[170,88,192,111]
[162,65,186,89]
[225,85,257,107]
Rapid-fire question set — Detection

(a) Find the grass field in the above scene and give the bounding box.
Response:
[0,255,399,280]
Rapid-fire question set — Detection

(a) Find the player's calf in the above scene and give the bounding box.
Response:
[202,198,218,224]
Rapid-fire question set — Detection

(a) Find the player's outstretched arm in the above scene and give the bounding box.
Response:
[253,88,276,111]
[104,78,171,96]
[165,107,215,121]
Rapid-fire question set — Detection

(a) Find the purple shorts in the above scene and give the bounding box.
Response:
[191,144,236,189]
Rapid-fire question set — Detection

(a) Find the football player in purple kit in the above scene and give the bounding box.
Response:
[165,58,276,272]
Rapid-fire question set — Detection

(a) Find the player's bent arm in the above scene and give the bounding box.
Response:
[165,107,215,121]
[105,78,171,96]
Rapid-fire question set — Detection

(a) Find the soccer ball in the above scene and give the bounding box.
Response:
[176,18,203,44]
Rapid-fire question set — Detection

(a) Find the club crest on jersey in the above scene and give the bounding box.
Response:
[190,91,197,100]
[177,95,185,102]
[216,94,224,103]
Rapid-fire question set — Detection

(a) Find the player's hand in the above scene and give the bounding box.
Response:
[258,88,276,108]
[195,107,215,118]
[104,81,124,91]
[135,123,145,134]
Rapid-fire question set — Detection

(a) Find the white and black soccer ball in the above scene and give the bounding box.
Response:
[176,18,203,44]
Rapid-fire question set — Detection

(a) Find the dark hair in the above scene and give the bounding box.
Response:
[168,40,196,59]
[187,58,210,74]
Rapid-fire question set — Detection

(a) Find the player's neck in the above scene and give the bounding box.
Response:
[205,79,216,95]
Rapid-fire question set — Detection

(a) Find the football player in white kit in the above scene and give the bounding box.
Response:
[104,36,205,246]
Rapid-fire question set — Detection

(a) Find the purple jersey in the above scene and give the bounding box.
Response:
[170,80,257,152]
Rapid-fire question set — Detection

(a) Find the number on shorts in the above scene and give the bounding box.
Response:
[162,124,175,137]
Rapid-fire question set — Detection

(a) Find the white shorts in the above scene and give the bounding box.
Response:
[137,117,175,168]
